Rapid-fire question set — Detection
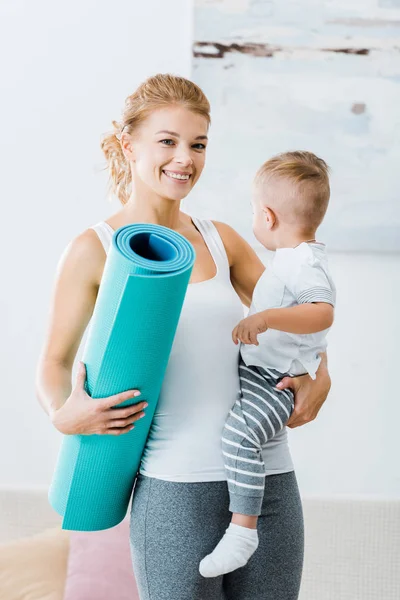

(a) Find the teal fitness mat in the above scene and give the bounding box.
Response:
[48,224,195,531]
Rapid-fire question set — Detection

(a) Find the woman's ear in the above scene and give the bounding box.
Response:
[262,206,276,230]
[120,133,135,162]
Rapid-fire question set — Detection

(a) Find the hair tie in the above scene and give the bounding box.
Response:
[115,123,126,142]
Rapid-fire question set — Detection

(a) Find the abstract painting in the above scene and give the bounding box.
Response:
[190,0,400,252]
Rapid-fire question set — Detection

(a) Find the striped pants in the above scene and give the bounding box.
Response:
[222,358,295,516]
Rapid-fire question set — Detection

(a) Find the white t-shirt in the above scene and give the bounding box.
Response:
[241,242,335,379]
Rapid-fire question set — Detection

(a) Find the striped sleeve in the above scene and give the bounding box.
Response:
[297,285,334,306]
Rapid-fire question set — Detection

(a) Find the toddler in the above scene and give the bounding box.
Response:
[199,151,336,578]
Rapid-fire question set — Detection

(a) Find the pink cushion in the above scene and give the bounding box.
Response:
[64,518,139,600]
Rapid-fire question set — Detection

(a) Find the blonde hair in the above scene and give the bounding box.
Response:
[100,74,211,205]
[255,151,330,229]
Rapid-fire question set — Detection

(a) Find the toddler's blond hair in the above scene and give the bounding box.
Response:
[254,151,330,230]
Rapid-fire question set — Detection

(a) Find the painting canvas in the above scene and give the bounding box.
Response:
[189,0,400,252]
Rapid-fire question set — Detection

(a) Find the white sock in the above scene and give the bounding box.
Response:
[199,523,259,578]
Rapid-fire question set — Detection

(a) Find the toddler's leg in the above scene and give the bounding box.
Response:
[226,360,294,517]
[199,401,263,578]
[199,361,294,579]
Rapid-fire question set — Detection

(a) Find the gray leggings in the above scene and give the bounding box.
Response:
[129,471,304,600]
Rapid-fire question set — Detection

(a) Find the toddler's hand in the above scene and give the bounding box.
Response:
[232,314,268,346]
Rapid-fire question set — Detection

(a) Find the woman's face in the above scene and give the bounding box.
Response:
[127,105,209,202]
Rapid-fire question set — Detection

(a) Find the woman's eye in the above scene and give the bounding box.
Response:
[160,139,175,146]
[192,143,206,150]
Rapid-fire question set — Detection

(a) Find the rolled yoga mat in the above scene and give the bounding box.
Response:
[49,224,195,531]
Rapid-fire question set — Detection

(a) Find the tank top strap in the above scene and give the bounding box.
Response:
[91,218,230,273]
[90,221,114,254]
[191,216,230,275]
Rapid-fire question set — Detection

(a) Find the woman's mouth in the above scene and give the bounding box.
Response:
[162,170,192,184]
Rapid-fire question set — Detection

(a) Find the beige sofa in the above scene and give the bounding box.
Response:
[0,488,399,600]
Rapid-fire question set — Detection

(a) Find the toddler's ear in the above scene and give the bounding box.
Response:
[262,206,276,229]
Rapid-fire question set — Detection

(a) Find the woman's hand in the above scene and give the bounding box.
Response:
[50,362,148,436]
[276,354,331,428]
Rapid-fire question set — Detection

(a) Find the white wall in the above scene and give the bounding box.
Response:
[286,251,400,498]
[1,0,399,499]
[0,0,193,488]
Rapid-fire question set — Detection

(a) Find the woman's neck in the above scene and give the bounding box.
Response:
[121,191,184,231]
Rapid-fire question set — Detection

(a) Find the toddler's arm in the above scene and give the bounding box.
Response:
[263,303,333,334]
[232,303,334,346]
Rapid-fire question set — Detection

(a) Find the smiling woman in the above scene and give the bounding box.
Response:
[117,107,209,203]
[36,73,331,600]
[101,74,210,205]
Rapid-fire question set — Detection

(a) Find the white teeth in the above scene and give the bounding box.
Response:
[164,170,190,181]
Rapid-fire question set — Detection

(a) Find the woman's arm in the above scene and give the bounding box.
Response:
[36,230,146,435]
[36,230,102,417]
[214,221,331,427]
[213,221,265,307]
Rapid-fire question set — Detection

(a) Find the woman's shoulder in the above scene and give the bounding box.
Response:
[210,220,255,268]
[60,227,107,288]
[69,227,107,260]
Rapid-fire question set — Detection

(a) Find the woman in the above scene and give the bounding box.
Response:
[36,74,330,600]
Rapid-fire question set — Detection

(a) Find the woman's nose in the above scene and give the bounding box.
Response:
[174,152,193,167]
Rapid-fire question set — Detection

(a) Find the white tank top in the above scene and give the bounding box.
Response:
[91,217,294,481]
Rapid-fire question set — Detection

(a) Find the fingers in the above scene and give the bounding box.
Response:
[238,325,248,344]
[232,321,247,344]
[237,322,245,343]
[275,376,295,391]
[232,321,250,344]
[248,330,259,346]
[232,326,239,345]
[76,361,87,389]
[108,411,146,428]
[99,389,142,410]
[232,322,258,345]
[107,424,136,436]
[96,401,148,435]
[107,401,148,418]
